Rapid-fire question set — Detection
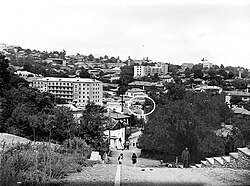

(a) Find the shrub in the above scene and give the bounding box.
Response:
[60,137,92,157]
[0,138,100,185]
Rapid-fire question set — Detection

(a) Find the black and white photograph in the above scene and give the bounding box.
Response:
[0,0,250,185]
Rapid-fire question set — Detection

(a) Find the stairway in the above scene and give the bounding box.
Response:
[194,146,250,169]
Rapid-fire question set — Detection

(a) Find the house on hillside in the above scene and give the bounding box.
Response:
[128,129,142,148]
[159,74,173,83]
[104,111,131,149]
[128,81,164,90]
[195,85,222,94]
[225,91,250,106]
[45,58,67,66]
[231,106,250,116]
[16,70,38,79]
[125,88,146,98]
[110,67,121,75]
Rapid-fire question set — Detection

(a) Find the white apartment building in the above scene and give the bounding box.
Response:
[33,77,103,107]
[134,66,147,77]
[134,63,168,78]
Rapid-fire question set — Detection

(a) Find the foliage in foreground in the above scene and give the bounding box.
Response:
[0,138,94,186]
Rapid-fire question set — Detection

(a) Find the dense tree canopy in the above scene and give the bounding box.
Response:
[78,67,90,78]
[138,88,234,162]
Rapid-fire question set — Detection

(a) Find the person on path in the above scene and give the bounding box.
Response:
[131,152,137,167]
[181,147,190,168]
[118,153,123,164]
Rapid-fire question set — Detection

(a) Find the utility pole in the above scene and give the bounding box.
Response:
[120,72,125,113]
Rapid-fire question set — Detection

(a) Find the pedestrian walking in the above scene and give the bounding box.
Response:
[131,152,137,167]
[124,140,130,150]
[181,147,190,168]
[118,153,123,164]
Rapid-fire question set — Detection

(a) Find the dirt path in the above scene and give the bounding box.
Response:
[61,148,250,186]
[109,147,161,167]
[121,166,222,186]
[111,148,250,186]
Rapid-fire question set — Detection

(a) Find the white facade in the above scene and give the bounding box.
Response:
[33,77,103,107]
[104,127,125,149]
[134,66,147,77]
[45,58,67,66]
[134,63,168,78]
[128,130,142,147]
[125,88,146,98]
[203,61,213,69]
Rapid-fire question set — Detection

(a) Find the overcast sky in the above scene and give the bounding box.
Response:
[1,0,250,68]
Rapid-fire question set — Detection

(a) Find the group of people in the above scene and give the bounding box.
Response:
[118,152,137,167]
[116,147,190,168]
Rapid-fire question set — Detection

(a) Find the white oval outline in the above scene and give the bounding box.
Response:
[127,95,155,116]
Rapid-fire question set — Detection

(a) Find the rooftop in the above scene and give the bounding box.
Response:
[126,88,145,92]
[128,81,163,87]
[37,77,101,83]
[225,91,250,97]
[104,111,131,120]
[231,107,250,115]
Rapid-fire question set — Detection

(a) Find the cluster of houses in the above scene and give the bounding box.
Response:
[2,43,250,149]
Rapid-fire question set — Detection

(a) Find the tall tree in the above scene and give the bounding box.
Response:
[78,102,109,152]
[79,67,90,78]
[0,54,11,96]
[50,106,76,142]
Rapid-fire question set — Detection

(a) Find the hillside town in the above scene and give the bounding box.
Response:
[1,43,250,109]
[1,43,250,185]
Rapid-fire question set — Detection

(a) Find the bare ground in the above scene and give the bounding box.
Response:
[59,148,250,186]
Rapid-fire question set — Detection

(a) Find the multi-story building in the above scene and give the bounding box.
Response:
[33,77,103,107]
[133,62,168,78]
[134,65,147,77]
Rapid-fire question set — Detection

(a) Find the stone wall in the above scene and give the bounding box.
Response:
[229,156,239,168]
[213,159,223,168]
[238,151,250,169]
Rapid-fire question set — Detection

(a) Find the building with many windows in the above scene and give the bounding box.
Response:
[133,63,168,78]
[33,77,103,107]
